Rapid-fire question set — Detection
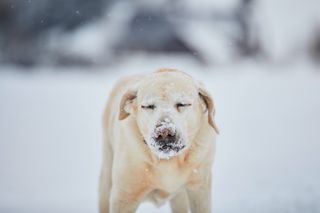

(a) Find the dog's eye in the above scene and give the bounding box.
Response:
[141,104,156,110]
[176,103,192,109]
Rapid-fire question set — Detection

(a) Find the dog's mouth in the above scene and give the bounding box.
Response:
[147,121,186,159]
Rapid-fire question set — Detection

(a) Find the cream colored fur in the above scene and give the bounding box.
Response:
[99,69,218,213]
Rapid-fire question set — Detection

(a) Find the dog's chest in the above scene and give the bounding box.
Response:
[155,162,188,190]
[146,162,189,205]
[148,175,185,206]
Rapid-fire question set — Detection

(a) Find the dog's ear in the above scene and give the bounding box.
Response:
[198,85,219,134]
[119,90,137,120]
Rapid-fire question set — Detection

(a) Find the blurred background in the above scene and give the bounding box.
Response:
[0,0,320,212]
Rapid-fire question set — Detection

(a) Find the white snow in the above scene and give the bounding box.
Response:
[0,59,320,213]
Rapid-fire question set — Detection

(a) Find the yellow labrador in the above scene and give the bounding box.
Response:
[99,69,219,213]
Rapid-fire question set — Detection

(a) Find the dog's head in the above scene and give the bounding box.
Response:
[119,70,219,159]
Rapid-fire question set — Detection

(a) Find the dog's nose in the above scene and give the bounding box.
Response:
[154,119,176,139]
[157,127,173,138]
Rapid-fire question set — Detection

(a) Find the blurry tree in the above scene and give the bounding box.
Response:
[0,0,319,68]
[115,9,197,55]
[0,0,113,66]
[311,28,320,63]
[234,0,260,57]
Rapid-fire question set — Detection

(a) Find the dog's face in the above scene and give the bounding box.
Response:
[119,71,218,159]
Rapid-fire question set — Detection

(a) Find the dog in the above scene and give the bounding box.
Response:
[99,69,219,213]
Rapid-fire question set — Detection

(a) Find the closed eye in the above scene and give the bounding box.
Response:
[141,104,156,110]
[176,103,192,108]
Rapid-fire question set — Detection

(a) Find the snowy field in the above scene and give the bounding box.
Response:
[1,58,320,213]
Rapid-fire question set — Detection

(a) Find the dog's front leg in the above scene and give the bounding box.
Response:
[186,173,212,213]
[109,195,138,213]
[109,184,149,213]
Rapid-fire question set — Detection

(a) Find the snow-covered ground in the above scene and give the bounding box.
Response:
[0,58,320,213]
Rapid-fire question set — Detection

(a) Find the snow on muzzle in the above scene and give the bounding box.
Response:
[150,119,185,157]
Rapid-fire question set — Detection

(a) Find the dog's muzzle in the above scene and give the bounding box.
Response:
[151,120,185,155]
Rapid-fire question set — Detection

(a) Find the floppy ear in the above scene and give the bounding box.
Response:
[119,90,137,120]
[199,86,220,134]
